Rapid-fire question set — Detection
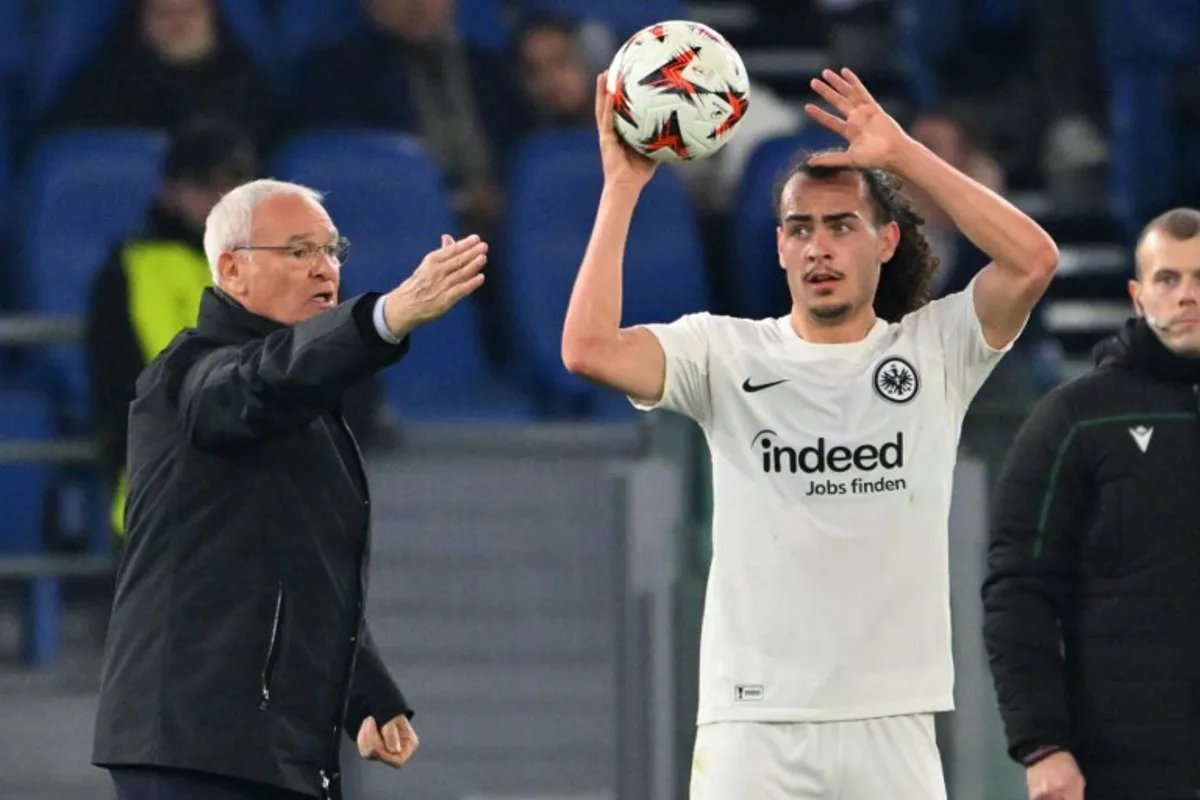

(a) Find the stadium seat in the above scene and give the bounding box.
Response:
[0,383,61,665]
[0,0,25,81]
[272,131,536,421]
[730,128,845,321]
[21,129,167,417]
[504,130,709,418]
[29,0,278,113]
[279,0,507,74]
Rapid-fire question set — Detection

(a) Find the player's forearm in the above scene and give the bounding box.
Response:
[890,139,1058,279]
[562,183,640,365]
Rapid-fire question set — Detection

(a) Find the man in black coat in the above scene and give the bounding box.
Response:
[91,178,489,800]
[982,206,1200,800]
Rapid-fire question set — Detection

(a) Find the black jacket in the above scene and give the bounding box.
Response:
[982,318,1200,799]
[92,289,414,798]
[86,202,390,510]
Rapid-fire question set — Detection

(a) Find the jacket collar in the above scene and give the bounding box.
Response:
[1093,317,1200,384]
[195,288,286,345]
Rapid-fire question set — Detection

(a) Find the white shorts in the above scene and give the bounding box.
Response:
[689,715,947,800]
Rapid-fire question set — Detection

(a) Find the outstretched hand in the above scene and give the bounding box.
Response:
[804,67,915,172]
[595,72,656,190]
[383,234,487,337]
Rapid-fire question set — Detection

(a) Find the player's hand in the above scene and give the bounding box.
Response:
[383,234,487,337]
[356,714,419,769]
[595,72,656,190]
[1026,751,1085,800]
[803,67,915,173]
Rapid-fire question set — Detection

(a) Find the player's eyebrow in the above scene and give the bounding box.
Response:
[783,212,861,224]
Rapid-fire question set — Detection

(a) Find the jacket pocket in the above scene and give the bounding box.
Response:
[259,582,285,710]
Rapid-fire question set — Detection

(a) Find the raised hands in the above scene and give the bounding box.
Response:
[804,67,915,172]
[595,72,657,190]
[383,234,488,337]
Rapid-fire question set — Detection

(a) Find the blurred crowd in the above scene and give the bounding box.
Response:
[4,0,1198,537]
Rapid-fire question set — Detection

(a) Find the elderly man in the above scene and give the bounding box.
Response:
[91,178,488,800]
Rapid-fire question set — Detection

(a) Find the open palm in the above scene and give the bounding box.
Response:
[804,68,912,171]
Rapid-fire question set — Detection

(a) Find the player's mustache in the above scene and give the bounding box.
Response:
[804,267,845,281]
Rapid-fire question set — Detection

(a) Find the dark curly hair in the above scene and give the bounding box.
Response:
[772,147,939,322]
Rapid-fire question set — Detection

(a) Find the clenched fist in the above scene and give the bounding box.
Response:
[1027,751,1084,800]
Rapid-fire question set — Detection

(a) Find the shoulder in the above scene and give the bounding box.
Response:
[136,330,219,398]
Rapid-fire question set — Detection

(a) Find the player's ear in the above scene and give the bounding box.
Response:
[878,220,900,264]
[776,225,786,269]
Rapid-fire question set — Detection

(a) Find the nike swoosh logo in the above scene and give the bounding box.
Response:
[742,378,788,393]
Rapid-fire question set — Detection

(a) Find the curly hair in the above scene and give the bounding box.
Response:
[772,148,940,322]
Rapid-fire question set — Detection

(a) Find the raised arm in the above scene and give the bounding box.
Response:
[175,235,487,450]
[805,68,1059,348]
[560,74,669,406]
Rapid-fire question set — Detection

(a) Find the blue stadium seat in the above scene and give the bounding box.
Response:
[0,0,25,80]
[0,384,61,665]
[731,128,845,320]
[29,0,279,113]
[21,129,167,417]
[278,0,507,72]
[517,0,684,37]
[272,131,536,420]
[504,130,709,418]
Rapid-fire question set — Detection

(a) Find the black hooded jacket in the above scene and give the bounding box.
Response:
[92,289,413,798]
[982,318,1200,799]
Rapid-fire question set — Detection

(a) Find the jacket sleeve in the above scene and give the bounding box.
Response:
[85,248,144,483]
[981,387,1091,763]
[343,621,413,738]
[171,294,408,451]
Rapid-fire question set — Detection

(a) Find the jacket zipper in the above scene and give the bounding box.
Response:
[259,582,284,710]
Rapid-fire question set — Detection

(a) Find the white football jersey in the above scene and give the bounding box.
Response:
[632,278,1016,724]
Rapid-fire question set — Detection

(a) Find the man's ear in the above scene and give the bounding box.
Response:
[1127,278,1143,316]
[879,220,900,264]
[217,251,243,295]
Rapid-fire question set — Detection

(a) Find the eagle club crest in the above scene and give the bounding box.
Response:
[873,356,920,404]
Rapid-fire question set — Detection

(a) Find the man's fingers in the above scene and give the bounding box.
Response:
[822,68,857,102]
[432,233,482,262]
[803,103,847,136]
[358,717,382,758]
[809,77,852,115]
[445,274,486,307]
[441,243,488,277]
[839,67,876,104]
[594,72,607,125]
[441,234,454,248]
[382,723,403,754]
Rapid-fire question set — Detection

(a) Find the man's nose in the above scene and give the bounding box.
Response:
[805,230,833,261]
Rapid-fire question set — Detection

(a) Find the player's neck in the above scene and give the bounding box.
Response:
[788,306,879,345]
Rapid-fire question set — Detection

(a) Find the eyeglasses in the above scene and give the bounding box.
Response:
[233,236,351,265]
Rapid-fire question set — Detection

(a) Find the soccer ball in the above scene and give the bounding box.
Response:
[605,20,750,163]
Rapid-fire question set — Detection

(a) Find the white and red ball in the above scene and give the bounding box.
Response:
[605,20,751,163]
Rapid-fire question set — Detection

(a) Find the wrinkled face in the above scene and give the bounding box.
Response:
[364,0,454,43]
[218,193,342,326]
[519,27,590,120]
[1130,230,1200,356]
[776,172,899,326]
[141,0,216,63]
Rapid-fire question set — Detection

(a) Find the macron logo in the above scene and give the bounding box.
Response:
[1128,425,1153,453]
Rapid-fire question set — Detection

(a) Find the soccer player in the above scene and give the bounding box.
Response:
[561,68,1060,799]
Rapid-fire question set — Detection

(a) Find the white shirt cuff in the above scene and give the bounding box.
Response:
[372,295,403,345]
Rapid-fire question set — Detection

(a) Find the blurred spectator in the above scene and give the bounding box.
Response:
[908,106,1064,397]
[299,0,531,365]
[298,0,529,239]
[514,13,592,130]
[40,0,276,154]
[85,118,392,540]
